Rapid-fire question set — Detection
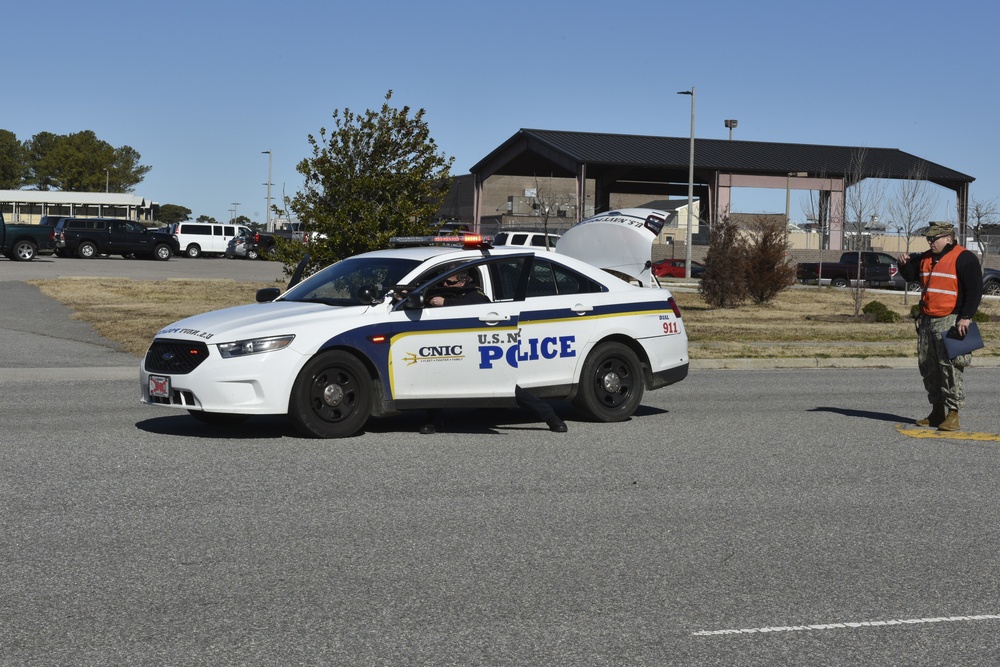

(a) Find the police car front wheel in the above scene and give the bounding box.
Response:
[574,342,645,422]
[289,351,372,438]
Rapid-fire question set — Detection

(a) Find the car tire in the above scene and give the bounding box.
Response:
[573,341,645,422]
[153,244,172,261]
[289,351,371,438]
[12,240,37,261]
[77,241,97,259]
[187,410,249,426]
[246,247,260,260]
[185,244,201,258]
[985,280,1000,297]
[831,277,849,288]
[906,281,921,293]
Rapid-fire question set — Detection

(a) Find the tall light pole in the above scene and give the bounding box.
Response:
[262,150,273,232]
[231,202,240,223]
[677,87,695,279]
[725,119,738,140]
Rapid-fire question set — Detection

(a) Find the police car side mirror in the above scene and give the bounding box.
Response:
[356,285,381,305]
[256,287,281,302]
[404,292,426,309]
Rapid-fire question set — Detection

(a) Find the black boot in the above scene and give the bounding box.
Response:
[420,410,444,434]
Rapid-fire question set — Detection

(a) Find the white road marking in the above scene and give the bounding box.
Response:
[692,614,1000,636]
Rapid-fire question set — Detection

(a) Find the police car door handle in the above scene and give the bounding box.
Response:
[572,304,594,314]
[479,312,511,325]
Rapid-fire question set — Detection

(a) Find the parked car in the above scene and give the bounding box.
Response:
[224,233,260,260]
[173,222,253,258]
[140,208,689,438]
[0,213,57,261]
[983,268,1000,296]
[652,259,705,278]
[53,217,179,260]
[493,230,560,251]
[435,220,472,235]
[796,251,896,288]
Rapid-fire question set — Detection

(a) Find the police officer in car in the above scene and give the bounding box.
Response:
[897,222,982,431]
[418,270,568,435]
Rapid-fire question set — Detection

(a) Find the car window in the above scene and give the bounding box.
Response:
[283,257,420,306]
[511,233,528,245]
[525,258,603,297]
[487,257,528,301]
[125,221,145,233]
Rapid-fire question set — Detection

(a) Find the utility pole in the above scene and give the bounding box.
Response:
[262,150,273,232]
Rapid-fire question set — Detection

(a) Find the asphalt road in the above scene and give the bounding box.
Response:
[3,254,1000,665]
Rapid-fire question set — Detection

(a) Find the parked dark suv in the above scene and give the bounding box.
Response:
[53,217,179,260]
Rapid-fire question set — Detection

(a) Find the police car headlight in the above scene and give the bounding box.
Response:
[217,335,295,358]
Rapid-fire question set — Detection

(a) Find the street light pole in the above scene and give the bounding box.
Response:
[724,119,738,140]
[231,202,240,223]
[262,150,273,232]
[677,87,695,279]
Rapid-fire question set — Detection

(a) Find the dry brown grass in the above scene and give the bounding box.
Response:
[29,277,998,360]
[30,278,279,357]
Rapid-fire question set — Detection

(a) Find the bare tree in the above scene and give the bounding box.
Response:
[843,148,887,317]
[968,195,999,255]
[888,162,938,304]
[529,175,573,249]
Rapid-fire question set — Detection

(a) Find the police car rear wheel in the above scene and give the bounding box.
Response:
[574,342,644,422]
[289,351,371,438]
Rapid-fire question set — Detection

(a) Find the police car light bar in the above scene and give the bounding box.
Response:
[389,234,492,248]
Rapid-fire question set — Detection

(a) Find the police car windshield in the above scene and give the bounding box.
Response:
[282,257,421,306]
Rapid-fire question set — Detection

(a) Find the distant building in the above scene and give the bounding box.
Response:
[0,190,158,223]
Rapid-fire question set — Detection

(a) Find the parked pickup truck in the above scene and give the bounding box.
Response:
[0,212,56,261]
[253,221,310,258]
[797,251,898,288]
[53,217,180,260]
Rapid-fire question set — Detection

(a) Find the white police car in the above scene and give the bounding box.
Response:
[141,209,689,438]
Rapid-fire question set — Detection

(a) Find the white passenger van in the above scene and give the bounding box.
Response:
[172,223,253,258]
[492,230,560,251]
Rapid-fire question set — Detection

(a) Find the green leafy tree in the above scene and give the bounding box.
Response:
[23,130,150,192]
[109,145,152,192]
[0,130,25,189]
[158,204,192,224]
[24,132,61,190]
[285,90,454,274]
[196,215,219,224]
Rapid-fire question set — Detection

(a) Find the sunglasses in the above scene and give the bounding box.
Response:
[925,234,949,243]
[443,277,464,286]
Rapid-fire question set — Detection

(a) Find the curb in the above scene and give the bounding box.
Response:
[691,356,1000,370]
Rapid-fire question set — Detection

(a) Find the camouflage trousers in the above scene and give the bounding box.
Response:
[917,313,971,412]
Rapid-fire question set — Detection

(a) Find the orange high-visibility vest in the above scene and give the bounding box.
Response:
[919,245,965,317]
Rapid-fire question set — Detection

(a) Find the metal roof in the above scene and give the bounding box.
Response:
[0,190,153,206]
[471,129,973,187]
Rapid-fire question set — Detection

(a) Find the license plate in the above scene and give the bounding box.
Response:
[149,375,171,398]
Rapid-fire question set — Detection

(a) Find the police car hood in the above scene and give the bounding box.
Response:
[155,301,369,343]
[555,208,667,282]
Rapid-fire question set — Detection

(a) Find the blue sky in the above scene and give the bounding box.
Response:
[4,0,997,225]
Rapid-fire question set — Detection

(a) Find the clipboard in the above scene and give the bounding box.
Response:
[943,321,984,359]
